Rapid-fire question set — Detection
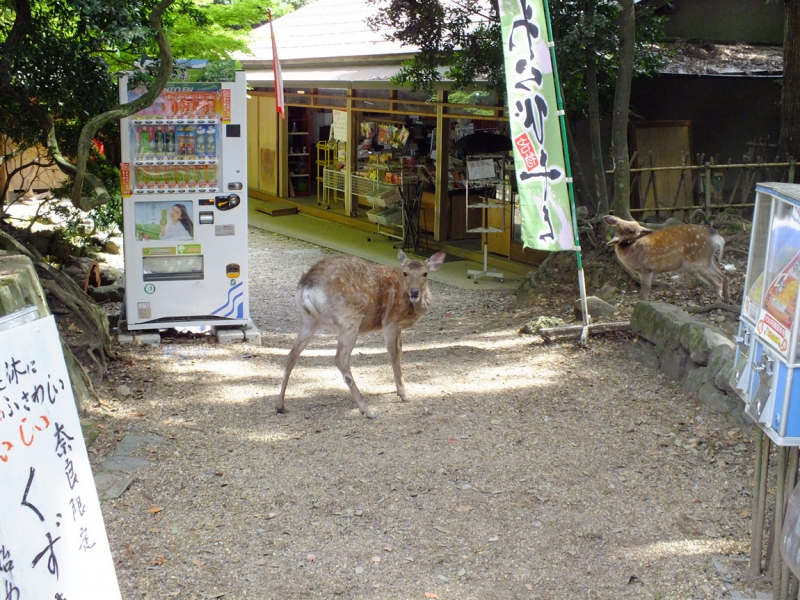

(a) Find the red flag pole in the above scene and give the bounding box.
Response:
[268,10,285,119]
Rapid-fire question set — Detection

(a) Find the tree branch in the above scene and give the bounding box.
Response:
[70,0,176,210]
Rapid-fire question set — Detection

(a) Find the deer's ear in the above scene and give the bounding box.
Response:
[427,252,446,271]
[397,249,408,265]
[603,215,618,226]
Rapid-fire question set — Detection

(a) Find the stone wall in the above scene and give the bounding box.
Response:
[627,301,745,421]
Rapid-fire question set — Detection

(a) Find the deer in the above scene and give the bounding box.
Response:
[276,249,447,418]
[604,215,729,303]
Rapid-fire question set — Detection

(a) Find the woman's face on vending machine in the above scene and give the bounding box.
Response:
[169,205,181,222]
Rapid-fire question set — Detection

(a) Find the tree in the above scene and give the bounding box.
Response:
[610,0,635,220]
[367,0,667,219]
[0,0,272,388]
[780,0,800,159]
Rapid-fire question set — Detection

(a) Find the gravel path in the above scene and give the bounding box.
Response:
[88,226,758,600]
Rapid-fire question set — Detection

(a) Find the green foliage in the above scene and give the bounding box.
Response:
[367,0,668,116]
[0,0,276,224]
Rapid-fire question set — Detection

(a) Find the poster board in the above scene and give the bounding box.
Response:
[466,159,497,182]
[0,315,122,599]
[332,110,348,142]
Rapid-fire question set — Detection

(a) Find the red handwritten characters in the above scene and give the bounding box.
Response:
[0,440,12,463]
[18,415,51,447]
[514,132,540,172]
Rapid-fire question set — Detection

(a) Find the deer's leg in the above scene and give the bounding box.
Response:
[696,264,730,304]
[276,318,319,414]
[639,271,655,300]
[383,325,406,401]
[335,327,375,418]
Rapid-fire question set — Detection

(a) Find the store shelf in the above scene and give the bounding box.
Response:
[288,108,311,196]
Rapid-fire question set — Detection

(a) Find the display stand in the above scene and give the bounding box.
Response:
[464,154,507,283]
[316,140,337,207]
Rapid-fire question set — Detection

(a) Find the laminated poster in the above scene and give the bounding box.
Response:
[0,315,122,600]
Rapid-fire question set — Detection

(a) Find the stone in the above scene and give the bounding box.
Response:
[659,345,690,381]
[681,359,711,394]
[573,295,617,320]
[627,339,660,371]
[88,283,125,303]
[697,381,737,414]
[0,253,50,320]
[686,323,735,366]
[631,301,695,351]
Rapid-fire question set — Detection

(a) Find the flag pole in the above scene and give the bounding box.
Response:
[268,10,285,120]
[540,0,591,346]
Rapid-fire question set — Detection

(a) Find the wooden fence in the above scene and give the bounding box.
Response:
[613,147,797,220]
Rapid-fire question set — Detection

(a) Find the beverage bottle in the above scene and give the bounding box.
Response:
[205,126,216,158]
[155,126,164,156]
[165,126,175,155]
[196,125,206,156]
[134,166,145,189]
[206,165,217,188]
[138,126,151,156]
[161,208,167,225]
[185,126,196,157]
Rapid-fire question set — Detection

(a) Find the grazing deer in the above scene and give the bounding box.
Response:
[277,249,447,418]
[604,215,729,303]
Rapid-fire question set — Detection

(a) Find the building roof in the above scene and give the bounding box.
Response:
[661,42,783,76]
[240,0,417,68]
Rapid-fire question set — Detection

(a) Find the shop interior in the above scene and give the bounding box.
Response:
[283,105,527,263]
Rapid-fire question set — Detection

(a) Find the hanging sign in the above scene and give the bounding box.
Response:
[0,315,122,600]
[332,110,348,143]
[499,0,575,251]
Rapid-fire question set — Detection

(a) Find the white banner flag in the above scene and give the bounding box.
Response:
[499,0,575,251]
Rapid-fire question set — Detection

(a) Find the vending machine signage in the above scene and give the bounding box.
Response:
[119,71,253,337]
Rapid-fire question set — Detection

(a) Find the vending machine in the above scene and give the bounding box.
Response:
[731,183,800,445]
[118,70,258,342]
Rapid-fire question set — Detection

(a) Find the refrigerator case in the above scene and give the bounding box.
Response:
[731,183,800,445]
[119,72,250,331]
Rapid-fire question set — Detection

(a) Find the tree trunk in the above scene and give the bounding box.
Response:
[586,50,609,217]
[780,0,800,159]
[610,0,635,220]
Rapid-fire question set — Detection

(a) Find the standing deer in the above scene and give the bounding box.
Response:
[277,249,447,418]
[604,215,729,303]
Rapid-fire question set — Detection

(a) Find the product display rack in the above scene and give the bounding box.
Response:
[316,140,337,207]
[288,108,311,197]
[464,153,509,283]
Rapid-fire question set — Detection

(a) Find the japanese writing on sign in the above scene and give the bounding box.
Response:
[499,0,575,251]
[0,315,121,599]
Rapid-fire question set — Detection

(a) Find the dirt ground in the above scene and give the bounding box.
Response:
[76,225,770,600]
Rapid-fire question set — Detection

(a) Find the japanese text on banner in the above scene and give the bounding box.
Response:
[499,0,575,251]
[0,315,121,600]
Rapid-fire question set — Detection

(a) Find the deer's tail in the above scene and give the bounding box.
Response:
[297,287,321,319]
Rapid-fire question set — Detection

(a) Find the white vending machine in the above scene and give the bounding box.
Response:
[118,71,258,342]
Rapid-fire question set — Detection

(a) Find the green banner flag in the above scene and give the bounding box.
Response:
[499,0,575,251]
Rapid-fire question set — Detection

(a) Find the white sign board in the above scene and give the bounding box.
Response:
[332,109,348,142]
[467,158,497,181]
[0,315,121,599]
